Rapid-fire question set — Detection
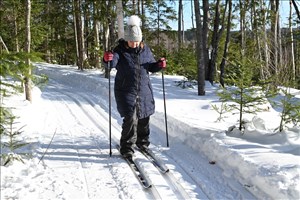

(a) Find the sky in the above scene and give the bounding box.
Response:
[1,62,299,199]
[169,0,295,30]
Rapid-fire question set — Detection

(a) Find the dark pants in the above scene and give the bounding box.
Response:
[120,108,150,156]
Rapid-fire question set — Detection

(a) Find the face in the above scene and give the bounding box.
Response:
[127,41,140,48]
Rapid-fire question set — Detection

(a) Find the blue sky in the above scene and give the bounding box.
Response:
[169,0,294,30]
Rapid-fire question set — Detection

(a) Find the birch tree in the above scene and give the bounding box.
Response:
[93,0,100,68]
[239,0,246,56]
[24,0,32,102]
[252,0,262,78]
[270,0,279,76]
[0,36,9,53]
[262,0,269,79]
[289,0,296,85]
[116,0,124,39]
[13,2,20,52]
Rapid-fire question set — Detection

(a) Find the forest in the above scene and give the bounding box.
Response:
[1,2,300,197]
[0,0,299,100]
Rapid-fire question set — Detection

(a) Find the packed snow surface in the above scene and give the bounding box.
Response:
[1,63,299,199]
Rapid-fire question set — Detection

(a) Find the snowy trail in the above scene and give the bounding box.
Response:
[39,84,153,199]
[38,81,200,199]
[58,86,208,199]
[38,89,119,199]
[2,63,299,199]
[0,63,300,200]
[31,63,259,199]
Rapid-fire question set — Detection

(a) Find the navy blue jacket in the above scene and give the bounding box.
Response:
[108,39,162,119]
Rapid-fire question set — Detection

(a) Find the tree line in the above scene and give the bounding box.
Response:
[0,0,299,101]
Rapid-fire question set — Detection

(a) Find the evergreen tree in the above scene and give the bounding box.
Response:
[0,52,40,166]
[1,115,30,166]
[277,88,300,131]
[217,57,274,131]
[145,0,176,55]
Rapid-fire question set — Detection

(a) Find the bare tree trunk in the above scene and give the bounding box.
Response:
[137,0,140,15]
[290,0,296,85]
[291,0,300,21]
[202,0,209,82]
[73,0,79,66]
[141,0,145,30]
[210,0,220,82]
[45,0,51,63]
[109,17,115,50]
[132,0,136,14]
[239,0,245,56]
[253,0,263,78]
[194,0,205,95]
[24,0,32,102]
[104,0,113,79]
[270,0,279,75]
[157,0,161,47]
[191,0,194,29]
[178,0,183,50]
[0,36,9,53]
[14,12,19,52]
[95,20,101,68]
[277,0,282,68]
[262,0,269,79]
[84,3,90,62]
[209,0,228,85]
[93,0,100,68]
[74,0,85,70]
[220,0,232,87]
[182,9,185,45]
[116,0,124,39]
[25,1,31,52]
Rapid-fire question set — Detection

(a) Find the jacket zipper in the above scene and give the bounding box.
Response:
[136,52,141,118]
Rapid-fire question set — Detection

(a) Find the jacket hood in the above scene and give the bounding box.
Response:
[116,39,144,54]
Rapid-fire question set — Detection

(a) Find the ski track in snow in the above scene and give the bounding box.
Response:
[39,84,151,200]
[34,64,254,199]
[45,83,200,199]
[2,63,258,199]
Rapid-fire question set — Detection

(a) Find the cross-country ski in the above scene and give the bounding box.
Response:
[135,147,169,174]
[2,63,298,199]
[2,1,299,199]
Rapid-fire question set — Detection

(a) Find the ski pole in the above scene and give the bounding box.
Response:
[108,61,112,156]
[38,128,57,164]
[161,67,169,147]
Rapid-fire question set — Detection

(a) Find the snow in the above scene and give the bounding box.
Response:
[1,62,299,200]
